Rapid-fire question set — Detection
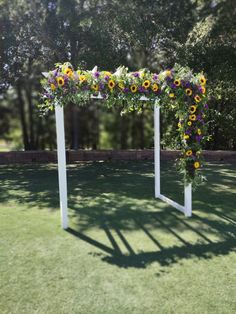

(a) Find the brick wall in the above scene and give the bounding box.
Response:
[0,150,235,165]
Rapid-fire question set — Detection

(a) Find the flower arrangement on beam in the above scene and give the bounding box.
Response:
[41,62,210,187]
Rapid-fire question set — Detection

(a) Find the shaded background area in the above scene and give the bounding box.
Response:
[0,0,236,151]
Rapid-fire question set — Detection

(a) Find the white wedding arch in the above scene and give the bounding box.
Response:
[55,94,192,230]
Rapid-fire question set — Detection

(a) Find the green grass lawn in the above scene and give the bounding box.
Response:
[0,161,236,314]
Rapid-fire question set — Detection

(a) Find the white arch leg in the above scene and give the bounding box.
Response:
[55,104,68,229]
[184,184,192,217]
[154,102,192,217]
[154,103,160,197]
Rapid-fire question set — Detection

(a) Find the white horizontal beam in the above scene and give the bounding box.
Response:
[158,194,185,214]
[90,93,151,101]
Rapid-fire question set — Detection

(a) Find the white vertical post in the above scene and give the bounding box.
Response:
[55,104,68,229]
[154,102,160,197]
[184,184,192,217]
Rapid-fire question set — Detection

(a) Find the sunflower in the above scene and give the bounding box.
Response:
[197,129,202,135]
[130,85,138,93]
[184,134,189,140]
[108,80,115,89]
[50,84,56,91]
[152,83,159,92]
[104,71,112,77]
[186,150,193,157]
[187,121,192,126]
[200,76,206,85]
[165,70,172,77]
[79,75,86,82]
[189,114,197,121]
[64,68,73,78]
[194,161,200,169]
[56,77,65,87]
[142,80,151,89]
[194,95,201,103]
[178,122,181,128]
[190,105,197,114]
[169,93,175,98]
[92,84,99,91]
[174,79,181,86]
[185,88,192,96]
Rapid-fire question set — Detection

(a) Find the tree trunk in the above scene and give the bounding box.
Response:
[16,80,29,150]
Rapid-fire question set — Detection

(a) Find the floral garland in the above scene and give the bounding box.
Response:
[41,62,210,187]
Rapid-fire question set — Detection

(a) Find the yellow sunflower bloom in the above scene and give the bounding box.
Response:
[92,84,99,91]
[50,84,56,91]
[79,75,86,82]
[108,80,115,89]
[200,76,206,85]
[185,88,192,96]
[130,85,138,93]
[56,77,65,87]
[152,83,159,92]
[169,93,175,98]
[190,105,197,114]
[104,71,112,77]
[197,129,202,135]
[142,80,151,89]
[194,95,201,102]
[174,79,181,86]
[194,161,200,169]
[165,70,172,77]
[186,150,193,157]
[187,121,192,126]
[184,134,190,140]
[64,68,73,78]
[178,122,181,128]
[189,114,197,121]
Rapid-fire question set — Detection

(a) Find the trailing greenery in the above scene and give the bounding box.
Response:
[41,62,209,187]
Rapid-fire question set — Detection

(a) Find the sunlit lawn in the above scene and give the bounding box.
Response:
[0,161,236,314]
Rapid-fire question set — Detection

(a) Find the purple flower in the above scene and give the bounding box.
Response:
[48,78,55,84]
[132,72,140,78]
[153,74,158,81]
[52,69,59,77]
[197,114,202,120]
[104,75,109,81]
[170,83,176,89]
[196,135,202,143]
[199,86,204,93]
[93,71,100,78]
[123,88,129,93]
[204,103,209,109]
[99,83,105,90]
[185,81,191,88]
[138,86,146,93]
